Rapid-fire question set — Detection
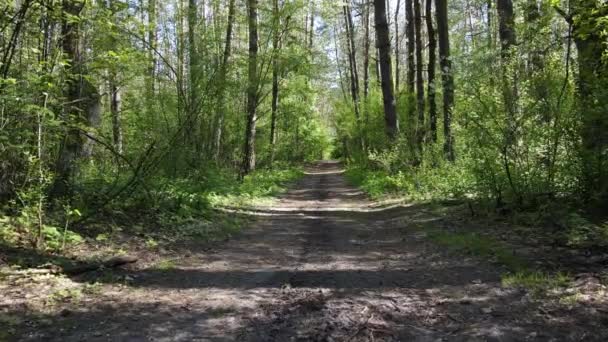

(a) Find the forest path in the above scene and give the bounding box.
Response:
[21,161,603,341]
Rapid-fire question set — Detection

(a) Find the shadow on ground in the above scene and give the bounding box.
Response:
[4,161,608,341]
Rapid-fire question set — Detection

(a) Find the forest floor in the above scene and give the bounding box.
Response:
[3,161,608,341]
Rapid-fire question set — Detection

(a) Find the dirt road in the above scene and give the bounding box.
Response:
[16,161,606,341]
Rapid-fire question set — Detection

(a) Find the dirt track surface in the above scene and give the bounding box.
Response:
[13,161,608,341]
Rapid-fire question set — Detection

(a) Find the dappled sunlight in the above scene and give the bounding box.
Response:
[6,161,607,341]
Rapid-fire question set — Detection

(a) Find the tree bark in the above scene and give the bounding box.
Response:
[565,1,608,199]
[405,0,415,93]
[394,0,401,95]
[496,0,515,56]
[343,3,360,122]
[214,0,236,161]
[53,0,101,197]
[270,0,280,165]
[110,76,123,154]
[147,0,157,100]
[435,0,454,161]
[405,0,416,141]
[414,0,425,149]
[363,0,371,145]
[426,0,437,143]
[242,0,258,176]
[374,0,398,139]
[187,0,198,113]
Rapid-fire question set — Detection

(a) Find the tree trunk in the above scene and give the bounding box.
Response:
[309,1,314,49]
[394,0,401,95]
[147,0,157,100]
[343,3,360,122]
[363,0,371,145]
[405,0,415,93]
[496,0,515,56]
[435,0,454,161]
[426,0,437,143]
[374,0,398,139]
[214,0,236,161]
[496,0,519,203]
[567,1,608,199]
[405,0,416,143]
[363,0,370,102]
[270,0,280,165]
[414,0,425,149]
[52,0,101,197]
[110,76,123,154]
[187,0,198,113]
[242,0,258,176]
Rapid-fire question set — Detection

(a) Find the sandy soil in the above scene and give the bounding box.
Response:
[8,161,608,341]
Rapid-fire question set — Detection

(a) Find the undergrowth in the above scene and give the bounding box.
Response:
[0,165,303,254]
[427,231,526,272]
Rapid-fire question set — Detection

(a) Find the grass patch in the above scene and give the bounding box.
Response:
[428,230,576,299]
[155,259,177,270]
[428,231,526,272]
[502,271,572,296]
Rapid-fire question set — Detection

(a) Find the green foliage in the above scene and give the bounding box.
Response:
[41,226,83,251]
[502,271,572,296]
[562,214,608,249]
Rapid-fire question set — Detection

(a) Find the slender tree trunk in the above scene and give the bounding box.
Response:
[188,0,198,113]
[363,0,370,102]
[487,0,493,48]
[414,0,425,149]
[343,3,360,121]
[363,0,371,146]
[374,0,398,139]
[270,0,280,165]
[242,0,258,176]
[405,0,415,143]
[147,0,157,100]
[435,0,454,161]
[214,0,236,161]
[405,0,415,93]
[110,75,123,154]
[334,26,348,102]
[343,2,362,149]
[309,1,314,49]
[426,0,437,143]
[0,0,31,81]
[394,0,401,95]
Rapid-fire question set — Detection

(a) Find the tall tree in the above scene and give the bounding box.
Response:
[426,0,437,143]
[496,0,515,56]
[53,0,101,196]
[214,0,236,160]
[147,0,157,101]
[343,3,360,122]
[362,0,371,146]
[435,0,454,161]
[374,0,398,138]
[405,0,415,141]
[242,0,258,175]
[555,1,608,199]
[270,0,280,165]
[413,0,425,148]
[363,0,370,102]
[187,0,198,114]
[394,0,401,95]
